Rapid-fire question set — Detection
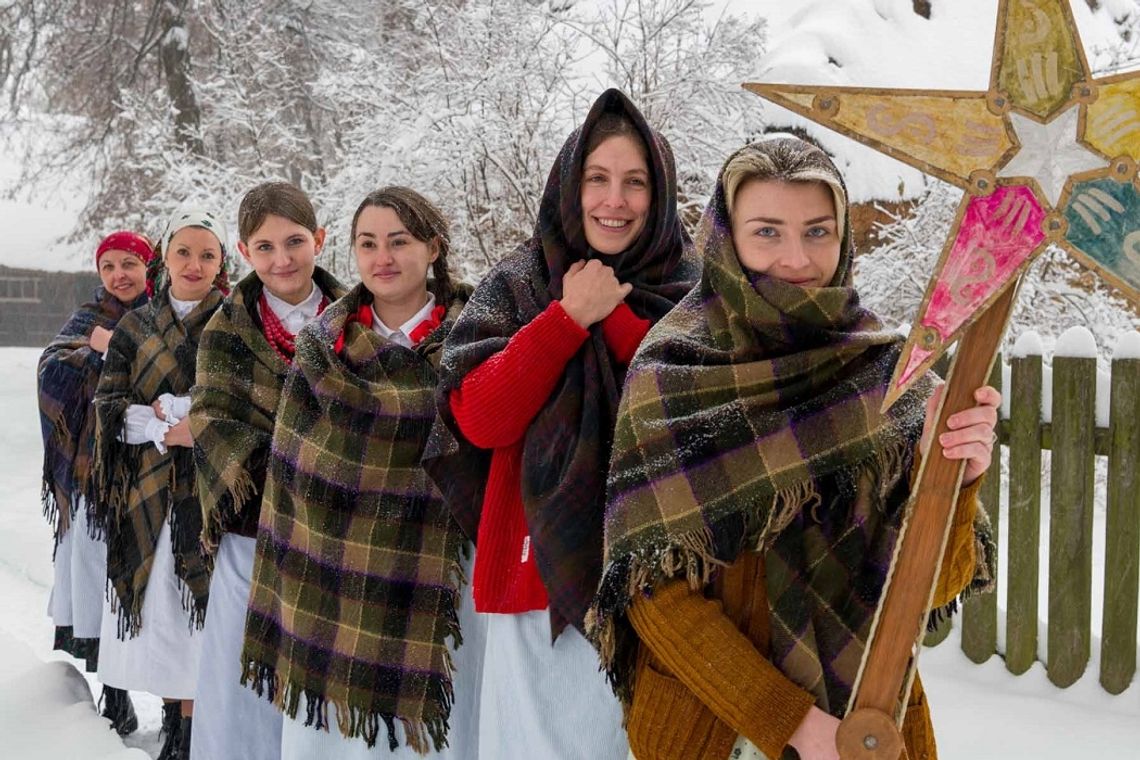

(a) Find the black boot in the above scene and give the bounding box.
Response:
[156,702,182,760]
[176,716,192,760]
[99,685,138,736]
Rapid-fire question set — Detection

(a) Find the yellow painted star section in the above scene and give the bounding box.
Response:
[742,84,1011,188]
[995,0,1086,119]
[1085,76,1140,160]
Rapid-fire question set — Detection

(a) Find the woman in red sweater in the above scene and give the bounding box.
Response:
[424,89,697,759]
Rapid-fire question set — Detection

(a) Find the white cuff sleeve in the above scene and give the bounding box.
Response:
[158,393,192,424]
[120,404,171,454]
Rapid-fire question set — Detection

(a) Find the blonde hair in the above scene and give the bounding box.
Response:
[722,135,847,241]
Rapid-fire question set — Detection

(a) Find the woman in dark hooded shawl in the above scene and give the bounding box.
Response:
[423,89,697,759]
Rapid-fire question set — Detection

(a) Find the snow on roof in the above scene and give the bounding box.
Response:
[744,0,1130,202]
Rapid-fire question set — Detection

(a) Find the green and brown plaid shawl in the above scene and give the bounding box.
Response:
[190,267,346,554]
[38,287,147,546]
[241,282,475,754]
[423,88,698,637]
[588,138,955,717]
[92,286,224,637]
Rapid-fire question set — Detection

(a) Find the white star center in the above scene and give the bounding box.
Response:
[997,105,1107,207]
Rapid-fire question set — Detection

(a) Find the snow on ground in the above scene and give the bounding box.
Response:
[1,338,1140,758]
[0,348,165,758]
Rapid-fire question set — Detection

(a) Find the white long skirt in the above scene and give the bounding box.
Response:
[476,609,627,760]
[281,550,486,760]
[190,534,282,760]
[96,520,203,699]
[47,498,107,639]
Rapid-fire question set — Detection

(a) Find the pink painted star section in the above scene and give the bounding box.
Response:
[895,185,1047,391]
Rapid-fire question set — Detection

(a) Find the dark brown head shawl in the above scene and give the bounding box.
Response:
[424,89,699,635]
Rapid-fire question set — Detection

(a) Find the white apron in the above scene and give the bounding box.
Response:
[190,534,282,760]
[47,499,107,638]
[476,609,627,760]
[96,520,203,699]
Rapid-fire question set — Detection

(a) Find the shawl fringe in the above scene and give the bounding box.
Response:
[200,467,258,555]
[587,441,915,709]
[240,659,456,755]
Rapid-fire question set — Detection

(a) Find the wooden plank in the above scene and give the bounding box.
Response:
[1047,351,1097,688]
[924,615,953,647]
[995,420,1112,455]
[962,357,1003,663]
[1006,352,1043,675]
[1101,356,1140,694]
[841,283,1018,760]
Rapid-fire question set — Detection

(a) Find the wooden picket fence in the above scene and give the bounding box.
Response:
[923,334,1140,695]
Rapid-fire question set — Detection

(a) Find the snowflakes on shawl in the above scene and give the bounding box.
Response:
[744,0,1140,409]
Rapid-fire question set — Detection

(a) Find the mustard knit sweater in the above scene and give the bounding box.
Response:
[625,472,984,760]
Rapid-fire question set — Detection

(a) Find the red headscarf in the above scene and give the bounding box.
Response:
[95,230,158,297]
[95,231,155,266]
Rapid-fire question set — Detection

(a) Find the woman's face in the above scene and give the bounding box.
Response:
[165,226,223,301]
[353,205,437,309]
[579,134,652,255]
[238,213,324,305]
[731,179,841,288]
[97,250,148,304]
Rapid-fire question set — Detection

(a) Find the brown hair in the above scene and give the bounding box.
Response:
[583,111,648,163]
[237,182,319,242]
[350,186,457,305]
[722,136,847,242]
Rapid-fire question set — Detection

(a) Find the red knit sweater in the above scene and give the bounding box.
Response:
[450,300,651,612]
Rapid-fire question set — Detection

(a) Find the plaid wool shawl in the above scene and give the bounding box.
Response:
[423,88,698,636]
[241,283,475,754]
[93,286,224,637]
[38,287,147,546]
[588,139,946,716]
[190,268,346,554]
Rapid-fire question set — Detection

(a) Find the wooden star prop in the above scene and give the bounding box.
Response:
[746,0,1140,410]
[743,2,1140,758]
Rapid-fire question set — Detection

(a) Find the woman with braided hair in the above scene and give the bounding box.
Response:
[240,187,485,759]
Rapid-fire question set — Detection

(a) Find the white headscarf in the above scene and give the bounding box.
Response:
[160,208,229,257]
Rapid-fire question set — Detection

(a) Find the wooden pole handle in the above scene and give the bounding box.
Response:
[838,280,1019,760]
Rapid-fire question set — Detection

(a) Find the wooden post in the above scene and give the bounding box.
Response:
[1101,353,1140,694]
[961,357,1002,663]
[1006,349,1043,675]
[1047,346,1096,688]
[836,283,1018,760]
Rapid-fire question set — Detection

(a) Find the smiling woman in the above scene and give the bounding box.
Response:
[36,230,155,740]
[188,182,347,760]
[423,89,698,760]
[239,186,483,760]
[91,208,229,760]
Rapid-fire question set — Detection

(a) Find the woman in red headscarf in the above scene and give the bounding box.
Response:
[38,230,154,736]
